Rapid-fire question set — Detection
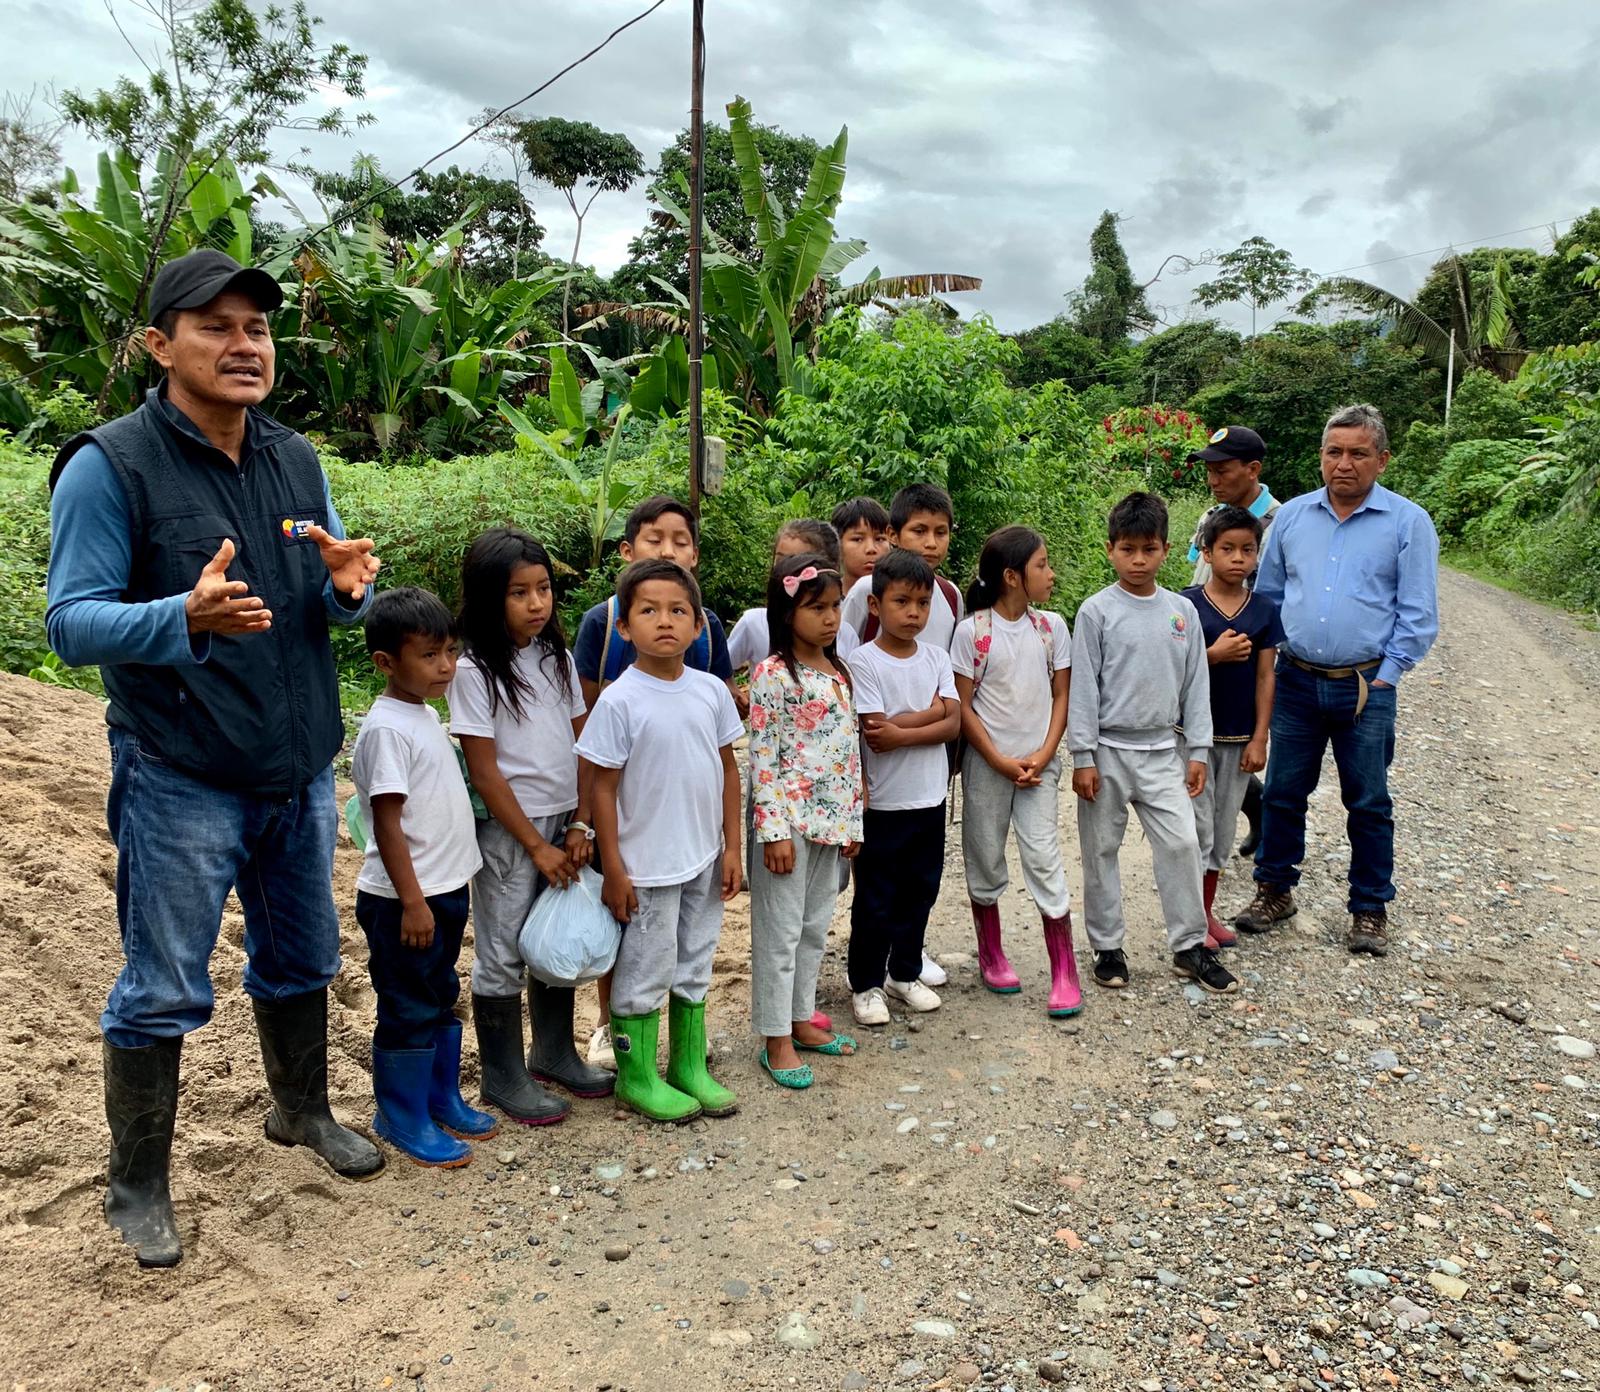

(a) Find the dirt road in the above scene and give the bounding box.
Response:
[2,567,1597,1392]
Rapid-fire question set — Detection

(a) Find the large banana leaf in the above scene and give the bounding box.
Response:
[1309,276,1457,366]
[725,96,778,252]
[827,273,984,308]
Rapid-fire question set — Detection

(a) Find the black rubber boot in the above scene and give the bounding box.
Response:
[253,990,384,1179]
[526,978,615,1099]
[471,993,569,1126]
[1238,774,1264,859]
[103,1036,183,1268]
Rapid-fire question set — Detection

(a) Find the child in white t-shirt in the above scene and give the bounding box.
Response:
[353,587,492,1169]
[449,528,608,1129]
[846,549,961,1027]
[576,559,745,1124]
[840,483,964,650]
[950,526,1078,1017]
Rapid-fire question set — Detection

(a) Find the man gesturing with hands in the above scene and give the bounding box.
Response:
[46,249,384,1269]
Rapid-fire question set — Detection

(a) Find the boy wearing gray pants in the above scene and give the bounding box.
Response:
[1068,493,1239,996]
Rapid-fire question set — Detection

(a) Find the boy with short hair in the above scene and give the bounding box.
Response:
[841,483,964,649]
[846,549,962,1026]
[576,559,745,1123]
[352,587,497,1168]
[832,495,890,592]
[1181,506,1283,948]
[1068,492,1238,996]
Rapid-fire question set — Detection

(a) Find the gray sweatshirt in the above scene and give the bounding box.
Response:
[1067,583,1213,768]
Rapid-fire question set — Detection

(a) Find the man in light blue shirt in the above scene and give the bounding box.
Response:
[1233,403,1439,957]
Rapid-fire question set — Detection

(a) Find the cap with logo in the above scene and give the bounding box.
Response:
[147,249,283,325]
[1187,424,1266,465]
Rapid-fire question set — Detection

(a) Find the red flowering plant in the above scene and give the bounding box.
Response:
[1097,405,1211,493]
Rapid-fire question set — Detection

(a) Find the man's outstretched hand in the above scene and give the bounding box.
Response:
[307,524,380,601]
[186,539,272,635]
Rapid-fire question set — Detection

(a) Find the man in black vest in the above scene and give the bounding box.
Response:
[46,250,386,1268]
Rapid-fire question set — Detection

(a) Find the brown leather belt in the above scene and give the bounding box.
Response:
[1283,654,1382,716]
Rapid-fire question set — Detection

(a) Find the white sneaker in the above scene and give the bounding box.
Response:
[885,977,942,1012]
[851,987,891,1026]
[919,951,948,987]
[586,1022,617,1071]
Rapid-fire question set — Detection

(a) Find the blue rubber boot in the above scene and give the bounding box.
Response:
[372,1047,472,1168]
[428,1022,499,1140]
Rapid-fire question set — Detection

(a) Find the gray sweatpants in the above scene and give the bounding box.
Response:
[961,750,1070,918]
[749,837,842,1037]
[610,859,724,1017]
[1189,741,1253,873]
[1076,745,1206,953]
[471,812,571,996]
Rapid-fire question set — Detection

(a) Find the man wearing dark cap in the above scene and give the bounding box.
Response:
[46,249,385,1268]
[1186,425,1279,587]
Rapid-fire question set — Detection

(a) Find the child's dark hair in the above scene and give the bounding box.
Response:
[625,494,698,548]
[1107,491,1169,543]
[366,586,454,657]
[766,552,847,687]
[871,545,936,598]
[458,527,571,719]
[965,525,1046,614]
[889,483,954,532]
[1201,504,1263,550]
[616,557,702,620]
[776,517,841,569]
[832,495,889,537]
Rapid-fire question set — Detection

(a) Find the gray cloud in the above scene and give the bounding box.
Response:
[1297,99,1353,137]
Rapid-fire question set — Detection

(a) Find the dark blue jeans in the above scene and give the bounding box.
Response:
[1254,662,1398,913]
[102,729,342,1048]
[356,887,470,1050]
[849,803,945,990]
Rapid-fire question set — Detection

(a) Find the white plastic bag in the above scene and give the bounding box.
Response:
[517,867,621,987]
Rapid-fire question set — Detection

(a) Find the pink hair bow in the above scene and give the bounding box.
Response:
[781,565,830,596]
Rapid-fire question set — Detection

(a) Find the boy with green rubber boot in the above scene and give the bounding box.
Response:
[576,559,745,1122]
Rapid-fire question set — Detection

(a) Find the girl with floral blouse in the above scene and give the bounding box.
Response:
[746,554,865,1090]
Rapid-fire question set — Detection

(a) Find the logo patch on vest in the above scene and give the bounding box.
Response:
[281,518,317,543]
[1170,614,1188,639]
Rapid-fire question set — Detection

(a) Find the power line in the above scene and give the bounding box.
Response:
[1316,214,1586,278]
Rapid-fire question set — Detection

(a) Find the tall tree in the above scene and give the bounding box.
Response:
[492,116,643,334]
[1068,211,1155,347]
[0,91,63,203]
[1191,235,1315,336]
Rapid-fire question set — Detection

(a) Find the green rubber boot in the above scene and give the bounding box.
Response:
[664,995,738,1117]
[609,1011,701,1124]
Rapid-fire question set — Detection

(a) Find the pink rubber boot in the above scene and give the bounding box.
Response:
[971,901,1020,993]
[1042,912,1083,1017]
[1203,871,1236,949]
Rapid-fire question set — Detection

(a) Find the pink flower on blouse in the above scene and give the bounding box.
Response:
[749,703,769,731]
[794,698,830,733]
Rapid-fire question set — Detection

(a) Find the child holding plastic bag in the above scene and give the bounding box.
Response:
[449,528,614,1127]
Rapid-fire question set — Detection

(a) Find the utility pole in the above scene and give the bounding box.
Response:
[686,0,706,517]
[1444,326,1456,426]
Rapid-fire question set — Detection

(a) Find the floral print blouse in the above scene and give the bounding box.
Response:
[748,655,865,846]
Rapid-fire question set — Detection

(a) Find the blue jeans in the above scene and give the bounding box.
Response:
[102,729,342,1047]
[356,887,469,1050]
[1254,662,1398,913]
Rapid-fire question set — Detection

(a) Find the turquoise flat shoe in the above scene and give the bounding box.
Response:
[794,1032,857,1056]
[759,1049,813,1090]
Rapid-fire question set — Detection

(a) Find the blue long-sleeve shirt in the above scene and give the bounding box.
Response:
[47,444,368,671]
[1253,483,1439,687]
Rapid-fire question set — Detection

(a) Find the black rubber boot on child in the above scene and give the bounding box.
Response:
[1238,774,1264,859]
[526,978,615,1098]
[472,992,569,1125]
[103,1036,183,1268]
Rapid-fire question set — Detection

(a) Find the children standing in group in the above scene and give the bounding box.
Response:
[746,554,864,1088]
[450,529,612,1127]
[352,588,497,1167]
[1067,492,1239,996]
[841,484,963,649]
[832,496,890,594]
[576,559,746,1123]
[950,527,1079,1016]
[1180,506,1283,946]
[846,549,962,1026]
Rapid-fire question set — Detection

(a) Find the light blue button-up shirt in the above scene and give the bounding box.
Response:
[1253,482,1439,687]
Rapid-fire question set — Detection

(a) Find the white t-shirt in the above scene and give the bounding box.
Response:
[574,665,745,886]
[849,640,959,811]
[841,571,963,650]
[447,648,586,818]
[727,607,860,672]
[352,695,483,899]
[950,608,1073,759]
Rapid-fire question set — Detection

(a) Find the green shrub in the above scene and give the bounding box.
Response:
[1414,439,1529,538]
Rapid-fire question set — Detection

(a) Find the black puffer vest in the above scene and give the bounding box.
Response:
[51,388,344,797]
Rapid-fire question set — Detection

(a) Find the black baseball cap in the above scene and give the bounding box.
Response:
[147,249,283,325]
[1188,425,1266,465]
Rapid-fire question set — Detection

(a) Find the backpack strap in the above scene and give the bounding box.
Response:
[688,612,712,670]
[861,610,879,643]
[969,609,993,692]
[597,595,622,691]
[1025,607,1056,677]
[935,575,959,622]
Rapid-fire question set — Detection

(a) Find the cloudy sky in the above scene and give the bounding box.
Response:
[11,0,1600,332]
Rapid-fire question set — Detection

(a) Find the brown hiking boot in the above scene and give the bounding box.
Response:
[1234,883,1296,935]
[1347,910,1389,957]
